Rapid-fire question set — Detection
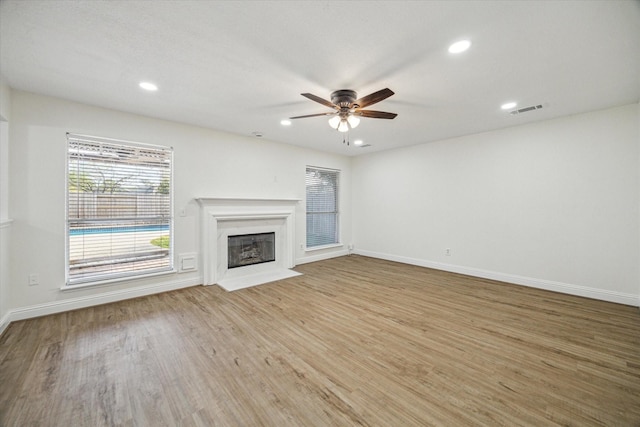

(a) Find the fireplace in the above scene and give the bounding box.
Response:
[197,197,302,291]
[228,232,275,269]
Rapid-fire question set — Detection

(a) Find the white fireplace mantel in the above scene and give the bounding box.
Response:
[196,197,301,290]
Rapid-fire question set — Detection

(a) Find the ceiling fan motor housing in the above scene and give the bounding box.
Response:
[331,90,358,108]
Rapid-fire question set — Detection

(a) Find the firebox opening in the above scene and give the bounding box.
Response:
[228,232,276,269]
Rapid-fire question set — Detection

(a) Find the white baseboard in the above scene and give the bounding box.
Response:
[296,249,349,265]
[0,311,10,336]
[355,249,639,307]
[2,277,202,333]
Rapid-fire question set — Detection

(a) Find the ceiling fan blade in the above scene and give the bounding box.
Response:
[301,93,337,109]
[353,110,398,119]
[354,88,395,108]
[289,112,336,119]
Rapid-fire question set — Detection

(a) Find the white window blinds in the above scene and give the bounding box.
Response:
[306,167,339,248]
[66,133,173,285]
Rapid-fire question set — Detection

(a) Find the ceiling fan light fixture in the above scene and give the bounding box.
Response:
[337,119,350,133]
[328,115,341,129]
[347,115,360,128]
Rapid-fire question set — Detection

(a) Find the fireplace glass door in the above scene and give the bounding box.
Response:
[228,232,276,269]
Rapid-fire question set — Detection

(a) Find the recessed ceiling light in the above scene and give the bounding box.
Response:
[448,40,471,54]
[501,102,517,110]
[280,119,292,126]
[139,81,158,91]
[353,139,364,146]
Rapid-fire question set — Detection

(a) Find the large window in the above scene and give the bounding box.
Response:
[66,133,173,285]
[306,166,339,248]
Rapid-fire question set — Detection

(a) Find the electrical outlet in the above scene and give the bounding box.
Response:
[445,248,451,256]
[28,273,39,286]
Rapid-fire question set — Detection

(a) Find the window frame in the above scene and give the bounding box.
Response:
[65,133,175,287]
[305,166,340,250]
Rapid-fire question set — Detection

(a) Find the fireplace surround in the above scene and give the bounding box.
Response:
[196,197,301,291]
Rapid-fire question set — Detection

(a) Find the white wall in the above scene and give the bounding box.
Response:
[6,90,351,320]
[3,90,638,330]
[0,78,10,220]
[353,104,640,306]
[0,76,11,332]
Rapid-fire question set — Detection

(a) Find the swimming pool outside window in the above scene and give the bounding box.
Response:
[66,133,174,285]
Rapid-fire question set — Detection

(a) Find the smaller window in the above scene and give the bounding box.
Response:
[306,167,339,248]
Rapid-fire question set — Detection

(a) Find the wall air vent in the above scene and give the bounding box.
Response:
[510,104,544,115]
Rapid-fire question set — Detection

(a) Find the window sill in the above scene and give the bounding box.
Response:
[305,243,343,252]
[62,269,177,291]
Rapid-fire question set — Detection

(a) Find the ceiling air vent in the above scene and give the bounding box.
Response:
[510,104,544,115]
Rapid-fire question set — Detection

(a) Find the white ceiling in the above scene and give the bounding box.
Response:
[1,1,639,156]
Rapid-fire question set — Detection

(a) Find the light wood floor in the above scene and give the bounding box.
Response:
[1,255,639,426]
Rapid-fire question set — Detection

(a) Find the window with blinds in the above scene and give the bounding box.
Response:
[306,166,339,248]
[66,133,173,285]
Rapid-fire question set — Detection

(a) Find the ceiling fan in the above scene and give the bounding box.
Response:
[289,88,397,133]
